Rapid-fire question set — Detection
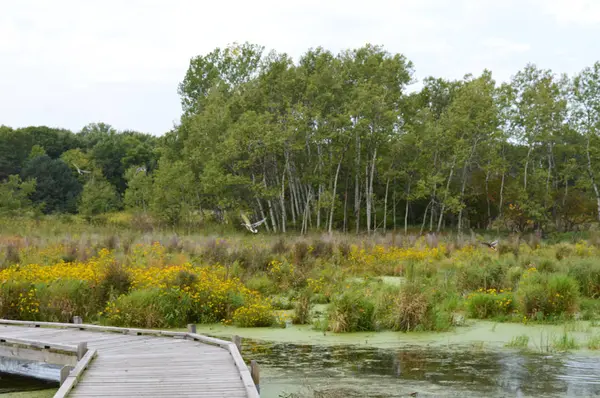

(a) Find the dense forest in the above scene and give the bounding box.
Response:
[2,42,600,234]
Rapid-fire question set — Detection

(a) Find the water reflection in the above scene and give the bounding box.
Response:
[239,340,600,397]
[0,373,57,394]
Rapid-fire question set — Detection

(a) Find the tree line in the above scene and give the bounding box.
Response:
[2,42,600,234]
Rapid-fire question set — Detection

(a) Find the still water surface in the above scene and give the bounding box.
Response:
[239,340,600,397]
[3,340,600,397]
[0,374,57,395]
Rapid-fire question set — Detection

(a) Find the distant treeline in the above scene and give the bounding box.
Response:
[2,42,600,234]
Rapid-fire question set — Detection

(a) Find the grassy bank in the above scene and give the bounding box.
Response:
[2,217,600,341]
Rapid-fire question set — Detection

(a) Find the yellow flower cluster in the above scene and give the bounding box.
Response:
[14,288,40,316]
[307,277,325,294]
[0,249,115,284]
[232,299,275,327]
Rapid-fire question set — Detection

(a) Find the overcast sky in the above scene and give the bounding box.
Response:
[1,0,599,135]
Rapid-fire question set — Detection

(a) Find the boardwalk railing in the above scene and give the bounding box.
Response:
[0,334,97,397]
[0,319,260,398]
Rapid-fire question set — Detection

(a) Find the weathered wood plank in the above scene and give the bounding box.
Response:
[53,349,97,398]
[0,321,259,397]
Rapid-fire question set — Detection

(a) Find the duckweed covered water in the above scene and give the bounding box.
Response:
[240,340,600,397]
[191,320,600,397]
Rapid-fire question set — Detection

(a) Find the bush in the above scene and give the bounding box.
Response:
[568,259,600,298]
[245,273,277,295]
[392,283,438,332]
[555,244,573,261]
[37,280,101,322]
[0,281,38,320]
[456,258,509,292]
[328,287,375,332]
[311,239,334,259]
[232,300,275,327]
[516,269,579,319]
[103,289,181,328]
[98,261,132,302]
[580,298,600,320]
[292,290,312,325]
[293,241,311,266]
[466,290,514,319]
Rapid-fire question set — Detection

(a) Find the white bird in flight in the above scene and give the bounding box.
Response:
[72,162,91,174]
[240,213,267,233]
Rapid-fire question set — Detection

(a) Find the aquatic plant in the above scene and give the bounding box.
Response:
[505,334,529,349]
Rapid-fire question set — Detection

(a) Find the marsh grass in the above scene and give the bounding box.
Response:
[587,334,600,350]
[553,331,579,351]
[3,216,600,336]
[505,334,529,349]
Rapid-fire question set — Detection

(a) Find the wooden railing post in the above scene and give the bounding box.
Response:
[250,360,260,394]
[77,342,87,361]
[73,316,82,325]
[60,366,73,385]
[187,324,196,334]
[232,335,242,352]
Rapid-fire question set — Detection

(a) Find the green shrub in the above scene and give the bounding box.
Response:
[580,298,600,320]
[245,273,277,295]
[103,289,183,328]
[310,239,334,259]
[537,258,558,273]
[232,300,275,327]
[0,281,37,320]
[516,269,579,319]
[466,291,514,319]
[328,287,375,332]
[392,283,436,332]
[37,280,100,323]
[555,244,573,261]
[568,259,600,298]
[507,266,523,289]
[292,290,312,325]
[98,261,132,302]
[456,258,509,292]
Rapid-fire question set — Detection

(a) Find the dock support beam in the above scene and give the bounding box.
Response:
[250,360,260,394]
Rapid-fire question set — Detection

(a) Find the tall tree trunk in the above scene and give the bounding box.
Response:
[343,173,349,233]
[485,169,491,229]
[420,200,432,235]
[437,155,457,232]
[366,147,377,235]
[354,132,361,234]
[586,134,600,222]
[524,144,534,191]
[280,164,286,233]
[383,176,390,234]
[499,171,505,218]
[404,181,411,235]
[393,181,397,232]
[365,163,370,233]
[328,154,344,234]
[263,164,277,232]
[457,140,478,232]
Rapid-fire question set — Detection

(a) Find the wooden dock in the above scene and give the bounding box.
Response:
[0,319,260,398]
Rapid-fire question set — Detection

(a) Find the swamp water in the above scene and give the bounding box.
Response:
[194,321,600,397]
[240,340,600,397]
[0,374,56,396]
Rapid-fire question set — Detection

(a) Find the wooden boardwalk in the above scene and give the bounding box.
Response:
[0,320,259,398]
